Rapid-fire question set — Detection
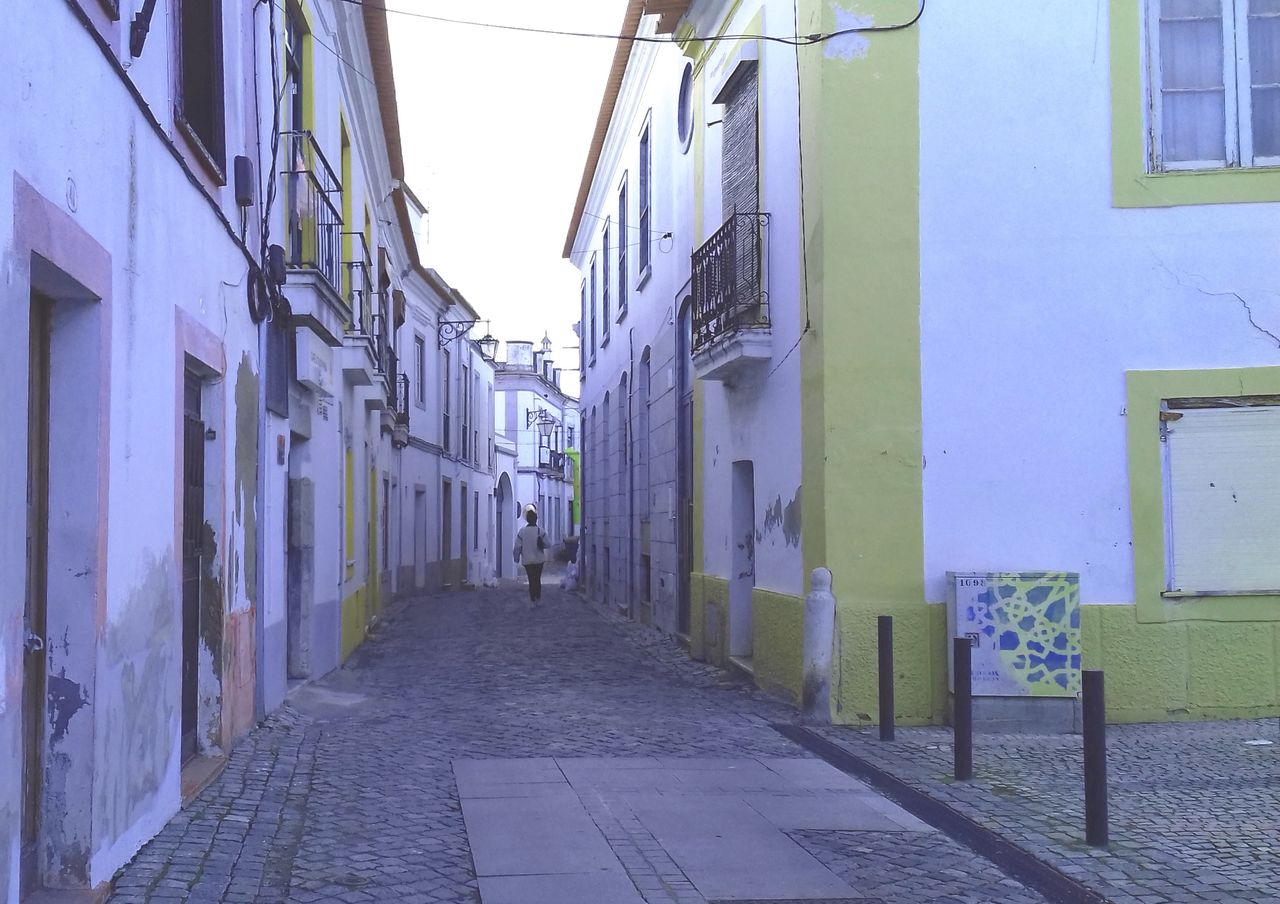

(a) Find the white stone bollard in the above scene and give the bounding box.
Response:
[802,567,836,723]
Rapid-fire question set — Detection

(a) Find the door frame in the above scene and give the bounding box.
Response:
[12,175,113,891]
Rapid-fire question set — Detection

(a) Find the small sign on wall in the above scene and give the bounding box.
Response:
[946,572,1081,698]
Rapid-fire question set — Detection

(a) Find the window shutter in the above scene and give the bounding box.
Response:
[1166,405,1280,593]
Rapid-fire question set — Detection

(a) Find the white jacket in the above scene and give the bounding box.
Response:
[513,524,549,565]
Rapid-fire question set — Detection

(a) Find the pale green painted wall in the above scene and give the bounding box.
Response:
[796,0,929,726]
[1081,606,1280,722]
[751,589,804,701]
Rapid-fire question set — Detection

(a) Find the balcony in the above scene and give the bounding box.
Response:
[538,447,568,478]
[341,233,377,387]
[388,372,410,448]
[691,211,771,382]
[281,131,347,346]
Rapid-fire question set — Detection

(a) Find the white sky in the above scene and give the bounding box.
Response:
[385,0,631,397]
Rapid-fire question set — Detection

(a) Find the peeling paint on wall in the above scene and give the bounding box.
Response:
[93,553,176,849]
[234,357,259,610]
[47,673,89,745]
[825,8,873,61]
[783,488,802,548]
[199,522,224,680]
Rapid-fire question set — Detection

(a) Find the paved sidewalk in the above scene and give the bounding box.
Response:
[814,720,1280,904]
[108,580,1052,903]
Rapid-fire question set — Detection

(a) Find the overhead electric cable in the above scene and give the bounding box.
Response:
[345,0,925,47]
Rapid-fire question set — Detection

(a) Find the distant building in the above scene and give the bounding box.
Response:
[494,336,579,557]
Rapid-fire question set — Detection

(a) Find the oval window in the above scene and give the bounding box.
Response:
[677,62,694,153]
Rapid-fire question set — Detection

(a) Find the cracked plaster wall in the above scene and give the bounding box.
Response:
[919,0,1280,607]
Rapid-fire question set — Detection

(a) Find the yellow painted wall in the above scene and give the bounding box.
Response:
[751,589,804,702]
[341,586,365,660]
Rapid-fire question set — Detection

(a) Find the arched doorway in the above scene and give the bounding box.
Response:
[495,472,513,579]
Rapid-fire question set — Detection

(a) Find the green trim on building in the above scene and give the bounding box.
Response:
[1110,0,1280,208]
[797,0,930,725]
[1126,367,1280,624]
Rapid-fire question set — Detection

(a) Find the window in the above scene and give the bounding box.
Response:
[415,335,426,407]
[678,62,695,152]
[579,281,588,374]
[474,372,482,464]
[638,352,651,519]
[473,491,480,550]
[442,348,451,451]
[602,221,612,344]
[176,0,227,174]
[638,118,652,278]
[1148,0,1280,170]
[461,363,471,460]
[619,375,628,466]
[617,176,629,319]
[589,255,598,363]
[266,316,292,417]
[1162,398,1280,594]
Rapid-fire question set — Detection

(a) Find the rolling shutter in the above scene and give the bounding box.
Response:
[1165,404,1280,594]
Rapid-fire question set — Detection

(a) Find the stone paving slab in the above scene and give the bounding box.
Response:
[739,789,933,832]
[460,793,625,877]
[108,580,1054,903]
[623,792,858,900]
[477,871,648,904]
[813,721,1280,904]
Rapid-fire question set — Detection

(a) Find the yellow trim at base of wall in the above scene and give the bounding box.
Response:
[341,585,366,661]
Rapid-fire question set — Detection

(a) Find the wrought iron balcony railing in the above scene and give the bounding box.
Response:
[691,211,770,356]
[343,232,373,337]
[394,373,410,427]
[539,448,567,475]
[281,130,343,292]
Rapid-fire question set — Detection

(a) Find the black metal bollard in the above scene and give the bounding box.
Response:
[1083,669,1109,847]
[878,616,895,742]
[953,637,973,781]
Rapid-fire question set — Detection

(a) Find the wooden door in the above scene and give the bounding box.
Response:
[22,296,51,895]
[181,371,204,763]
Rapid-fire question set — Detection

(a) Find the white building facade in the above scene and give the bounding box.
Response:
[569,0,1280,723]
[495,340,578,560]
[568,0,805,645]
[0,0,498,899]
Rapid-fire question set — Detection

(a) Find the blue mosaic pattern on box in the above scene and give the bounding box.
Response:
[964,573,1081,696]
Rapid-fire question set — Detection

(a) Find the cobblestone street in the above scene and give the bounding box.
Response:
[814,720,1280,904]
[108,581,1049,904]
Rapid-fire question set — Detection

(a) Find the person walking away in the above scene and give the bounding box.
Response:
[513,507,549,605]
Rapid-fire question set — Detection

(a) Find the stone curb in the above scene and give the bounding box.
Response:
[773,723,1110,904]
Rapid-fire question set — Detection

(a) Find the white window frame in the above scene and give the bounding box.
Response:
[602,218,612,344]
[414,334,426,408]
[1147,0,1280,172]
[617,174,629,320]
[638,113,653,286]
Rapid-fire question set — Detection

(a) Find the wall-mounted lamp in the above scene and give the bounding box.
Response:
[439,317,499,360]
[526,408,557,439]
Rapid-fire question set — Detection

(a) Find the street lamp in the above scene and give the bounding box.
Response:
[439,317,498,355]
[526,408,557,440]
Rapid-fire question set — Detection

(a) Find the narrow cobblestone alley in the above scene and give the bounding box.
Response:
[109,581,1049,904]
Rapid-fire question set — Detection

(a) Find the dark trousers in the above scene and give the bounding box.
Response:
[524,563,544,601]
